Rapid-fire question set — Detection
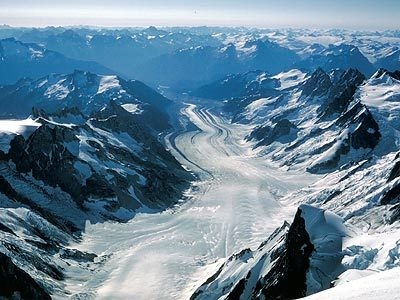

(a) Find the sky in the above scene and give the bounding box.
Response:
[1,0,399,29]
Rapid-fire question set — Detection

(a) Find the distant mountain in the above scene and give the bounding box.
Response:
[0,38,114,84]
[295,44,376,77]
[376,46,400,71]
[17,27,222,82]
[238,39,300,74]
[136,39,300,89]
[135,44,243,89]
[192,70,280,100]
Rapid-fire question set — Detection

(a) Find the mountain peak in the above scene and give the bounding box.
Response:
[301,68,332,97]
[371,68,400,81]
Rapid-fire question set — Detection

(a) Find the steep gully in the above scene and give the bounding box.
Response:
[63,101,320,299]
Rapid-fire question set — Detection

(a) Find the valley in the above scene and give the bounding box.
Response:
[62,102,319,299]
[0,23,399,300]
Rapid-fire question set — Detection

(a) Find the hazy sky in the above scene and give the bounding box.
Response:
[1,0,399,29]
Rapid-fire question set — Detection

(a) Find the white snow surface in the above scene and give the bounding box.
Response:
[121,103,142,114]
[272,69,307,90]
[0,118,41,151]
[0,118,41,135]
[97,75,121,94]
[303,267,400,300]
[44,79,70,100]
[62,103,319,299]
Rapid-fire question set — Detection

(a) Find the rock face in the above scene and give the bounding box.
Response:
[9,124,86,204]
[309,102,381,173]
[191,207,315,300]
[301,67,332,98]
[257,208,314,299]
[381,155,400,210]
[0,252,51,300]
[318,69,365,119]
[6,104,190,211]
[247,119,298,147]
[191,205,346,300]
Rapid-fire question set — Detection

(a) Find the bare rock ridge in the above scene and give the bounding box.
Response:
[191,205,347,299]
[0,252,51,300]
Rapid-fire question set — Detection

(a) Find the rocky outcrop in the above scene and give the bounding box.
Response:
[6,105,190,210]
[339,103,380,150]
[8,124,86,205]
[308,101,380,173]
[191,207,315,300]
[191,205,346,300]
[256,208,314,299]
[301,67,332,98]
[318,69,365,119]
[388,153,400,182]
[247,119,298,148]
[0,252,51,300]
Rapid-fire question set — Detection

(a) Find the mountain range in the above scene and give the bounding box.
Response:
[0,26,399,300]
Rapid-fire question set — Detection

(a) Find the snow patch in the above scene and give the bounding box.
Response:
[44,79,70,100]
[97,76,121,94]
[272,69,307,90]
[121,103,142,114]
[304,267,400,300]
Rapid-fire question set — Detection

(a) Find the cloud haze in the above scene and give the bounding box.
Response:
[1,0,399,29]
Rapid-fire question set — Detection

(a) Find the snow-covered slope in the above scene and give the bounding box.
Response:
[0,71,192,296]
[211,68,381,173]
[190,67,400,299]
[1,26,400,299]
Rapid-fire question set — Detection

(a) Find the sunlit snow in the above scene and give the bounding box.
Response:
[63,103,320,299]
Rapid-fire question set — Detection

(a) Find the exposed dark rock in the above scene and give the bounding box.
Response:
[307,139,350,173]
[0,175,79,235]
[59,248,97,263]
[372,68,400,81]
[381,183,400,205]
[8,135,31,173]
[191,207,314,300]
[0,222,16,236]
[8,125,85,205]
[318,69,365,119]
[301,68,332,98]
[247,119,298,148]
[0,252,51,300]
[0,149,7,161]
[309,102,380,173]
[388,161,400,182]
[256,208,314,299]
[336,102,381,150]
[388,204,400,224]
